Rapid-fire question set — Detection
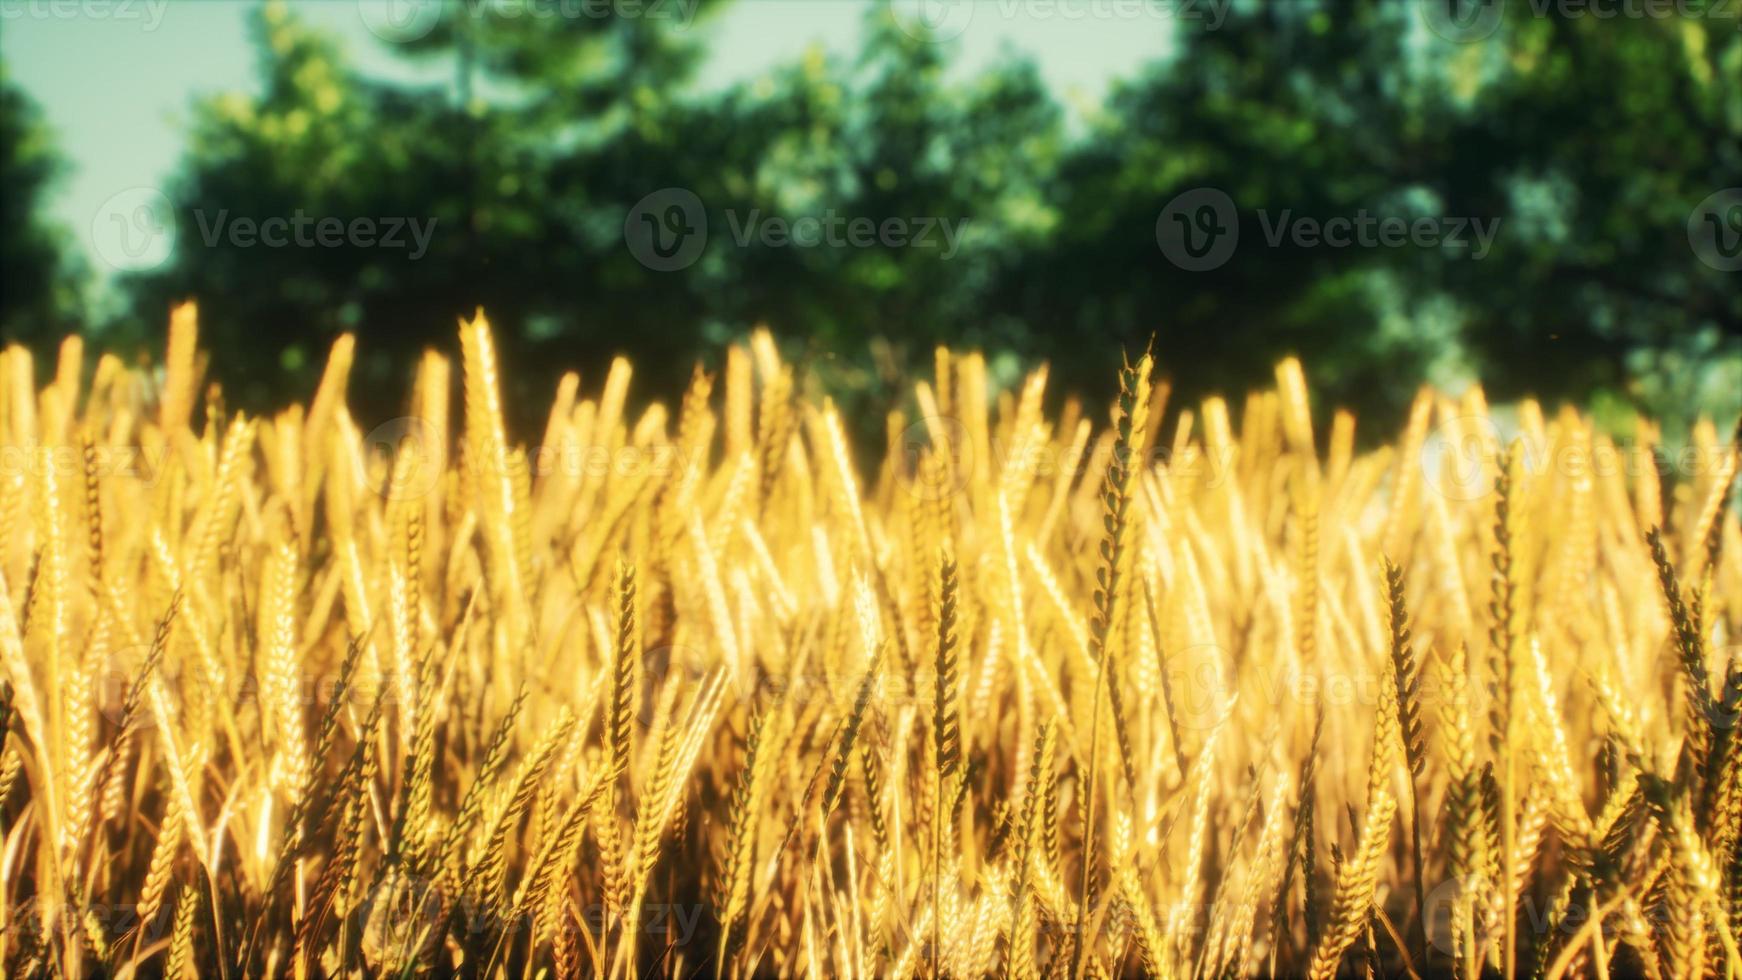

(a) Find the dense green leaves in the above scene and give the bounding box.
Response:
[1,69,82,346]
[5,0,1737,433]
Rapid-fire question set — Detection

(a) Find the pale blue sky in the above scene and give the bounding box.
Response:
[2,0,1173,294]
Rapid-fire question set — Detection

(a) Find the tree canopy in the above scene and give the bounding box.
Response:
[6,0,1738,435]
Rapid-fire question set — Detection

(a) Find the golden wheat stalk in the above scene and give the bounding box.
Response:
[3,310,1737,978]
[1071,346,1152,980]
[1307,688,1398,980]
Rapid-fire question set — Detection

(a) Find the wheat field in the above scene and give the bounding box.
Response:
[0,303,1737,979]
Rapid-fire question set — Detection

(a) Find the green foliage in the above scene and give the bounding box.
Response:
[117,0,716,411]
[1005,0,1739,428]
[1,68,82,346]
[19,0,1741,434]
[1431,3,1741,416]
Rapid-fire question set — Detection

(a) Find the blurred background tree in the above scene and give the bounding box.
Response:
[6,0,1738,439]
[115,0,730,411]
[1,69,84,345]
[1006,0,1740,428]
[1435,6,1742,425]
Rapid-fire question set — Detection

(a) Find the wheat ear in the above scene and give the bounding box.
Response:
[1270,707,1323,974]
[717,703,773,979]
[1487,442,1524,980]
[824,653,881,816]
[931,548,961,979]
[1646,527,1716,771]
[1071,346,1152,980]
[165,885,198,979]
[1307,690,1398,980]
[1384,557,1429,964]
[1005,722,1054,980]
[1436,643,1486,976]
